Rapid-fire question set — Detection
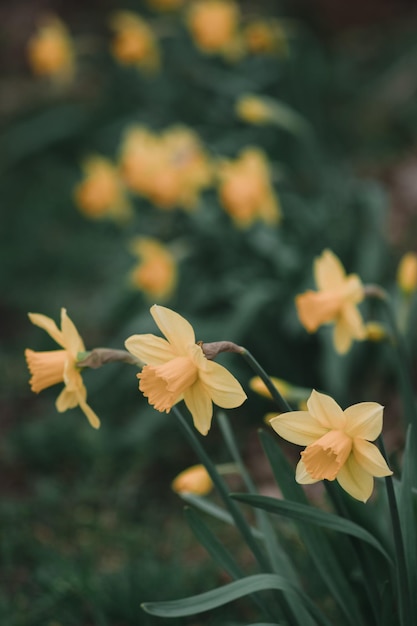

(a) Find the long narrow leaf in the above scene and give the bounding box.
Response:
[142,573,332,625]
[231,493,391,563]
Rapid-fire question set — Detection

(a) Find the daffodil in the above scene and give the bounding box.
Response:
[25,309,100,429]
[270,389,392,502]
[128,237,177,300]
[125,305,247,435]
[295,249,366,354]
[109,11,160,72]
[186,0,243,60]
[27,15,75,83]
[397,252,417,295]
[172,464,213,495]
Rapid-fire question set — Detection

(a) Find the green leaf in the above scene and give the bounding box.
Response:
[142,573,332,625]
[398,425,417,621]
[231,493,392,564]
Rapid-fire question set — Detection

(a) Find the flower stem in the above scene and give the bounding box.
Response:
[172,406,270,572]
[377,435,412,626]
[239,348,293,413]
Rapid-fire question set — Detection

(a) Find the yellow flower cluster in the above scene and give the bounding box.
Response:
[119,125,213,211]
[217,148,281,228]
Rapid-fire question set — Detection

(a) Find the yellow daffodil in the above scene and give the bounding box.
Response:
[129,237,177,300]
[119,125,212,210]
[125,305,247,435]
[397,252,417,295]
[27,15,75,83]
[186,0,243,59]
[172,464,213,495]
[109,12,160,72]
[249,376,292,400]
[25,309,100,429]
[295,249,366,354]
[74,156,132,221]
[235,95,275,125]
[270,389,392,502]
[218,148,281,228]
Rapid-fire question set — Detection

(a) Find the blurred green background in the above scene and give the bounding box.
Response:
[2,0,417,623]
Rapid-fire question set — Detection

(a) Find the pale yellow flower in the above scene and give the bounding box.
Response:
[218,148,281,228]
[27,16,75,83]
[270,389,392,502]
[125,305,247,435]
[235,95,275,125]
[109,12,160,72]
[129,237,177,300]
[397,252,417,295]
[172,464,213,495]
[296,250,366,354]
[186,0,242,59]
[74,156,132,221]
[25,309,100,429]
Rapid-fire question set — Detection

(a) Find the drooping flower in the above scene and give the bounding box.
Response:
[125,305,247,435]
[172,464,213,495]
[109,11,160,72]
[397,252,417,295]
[185,0,243,59]
[217,148,281,228]
[74,156,132,221]
[270,389,392,502]
[128,237,177,300]
[295,249,366,354]
[27,15,75,83]
[25,309,100,429]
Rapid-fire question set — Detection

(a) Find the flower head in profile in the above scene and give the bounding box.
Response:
[217,148,281,228]
[128,237,177,301]
[172,464,213,495]
[125,305,247,435]
[25,309,100,429]
[296,249,366,354]
[243,19,289,56]
[74,156,132,222]
[27,15,75,83]
[109,12,160,72]
[270,389,392,502]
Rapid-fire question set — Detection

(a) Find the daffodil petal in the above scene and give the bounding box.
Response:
[295,459,321,484]
[270,410,328,446]
[344,402,384,440]
[341,302,366,340]
[56,387,78,411]
[125,334,176,365]
[295,291,340,332]
[61,308,85,355]
[77,394,101,429]
[333,318,352,354]
[307,389,345,430]
[151,305,195,356]
[336,455,374,502]
[199,360,247,409]
[184,381,213,436]
[28,312,66,348]
[353,439,392,477]
[314,250,346,291]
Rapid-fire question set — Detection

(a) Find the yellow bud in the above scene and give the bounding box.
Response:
[397,252,417,294]
[235,95,272,125]
[365,322,387,342]
[249,376,291,399]
[172,464,213,495]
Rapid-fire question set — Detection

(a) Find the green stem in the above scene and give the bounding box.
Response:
[366,287,417,435]
[240,348,293,413]
[172,406,270,574]
[377,435,412,626]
